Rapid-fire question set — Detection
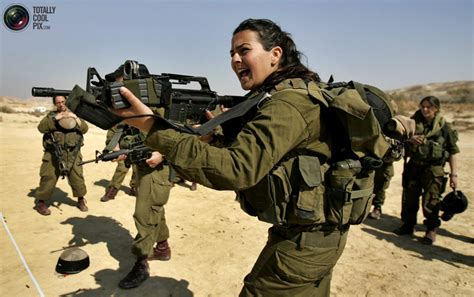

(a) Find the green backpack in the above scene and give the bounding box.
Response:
[317,80,396,226]
[238,79,397,227]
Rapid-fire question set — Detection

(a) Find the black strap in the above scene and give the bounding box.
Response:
[104,125,126,152]
[184,92,269,136]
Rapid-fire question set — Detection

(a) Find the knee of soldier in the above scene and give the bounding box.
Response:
[133,205,164,226]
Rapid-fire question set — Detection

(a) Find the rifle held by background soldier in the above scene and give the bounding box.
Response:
[45,133,69,179]
[79,143,152,168]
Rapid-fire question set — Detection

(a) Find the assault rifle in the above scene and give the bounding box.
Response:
[45,133,69,178]
[32,60,245,131]
[79,143,152,168]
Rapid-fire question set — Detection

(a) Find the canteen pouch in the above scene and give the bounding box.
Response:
[325,160,375,225]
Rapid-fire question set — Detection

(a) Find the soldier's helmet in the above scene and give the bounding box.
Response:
[56,247,90,274]
[58,117,78,130]
[439,190,469,221]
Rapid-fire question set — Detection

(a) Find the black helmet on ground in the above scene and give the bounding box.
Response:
[56,247,90,274]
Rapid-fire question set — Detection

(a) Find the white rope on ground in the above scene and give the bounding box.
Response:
[0,212,45,297]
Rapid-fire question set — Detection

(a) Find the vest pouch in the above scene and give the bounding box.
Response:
[417,143,430,159]
[53,131,65,145]
[325,165,357,226]
[325,160,374,225]
[429,139,444,160]
[43,131,65,150]
[287,155,325,225]
[65,133,80,149]
[237,164,292,225]
[348,170,375,224]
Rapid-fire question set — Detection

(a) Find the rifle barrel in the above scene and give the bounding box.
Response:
[78,159,97,166]
[32,87,71,97]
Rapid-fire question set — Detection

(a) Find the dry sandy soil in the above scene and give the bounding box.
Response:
[0,110,473,297]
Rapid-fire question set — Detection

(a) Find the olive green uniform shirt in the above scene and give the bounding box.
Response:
[144,79,343,296]
[145,79,330,191]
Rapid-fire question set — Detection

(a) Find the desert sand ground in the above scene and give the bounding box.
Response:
[0,110,473,297]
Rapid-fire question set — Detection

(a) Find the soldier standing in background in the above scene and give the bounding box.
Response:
[34,95,89,215]
[394,96,460,245]
[103,65,174,289]
[368,161,395,219]
[100,124,137,201]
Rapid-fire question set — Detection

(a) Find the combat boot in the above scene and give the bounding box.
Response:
[35,200,51,216]
[393,224,414,236]
[77,197,88,212]
[101,186,118,202]
[118,257,150,289]
[421,229,437,245]
[369,206,382,220]
[149,240,171,261]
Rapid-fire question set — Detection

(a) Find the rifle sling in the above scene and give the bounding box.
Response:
[184,92,268,136]
[69,134,84,172]
[104,126,125,152]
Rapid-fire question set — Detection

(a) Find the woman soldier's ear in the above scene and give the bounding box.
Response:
[270,47,283,67]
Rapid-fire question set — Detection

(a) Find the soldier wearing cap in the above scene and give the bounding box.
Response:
[34,95,89,215]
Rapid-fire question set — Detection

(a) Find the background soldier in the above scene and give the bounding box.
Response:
[368,161,395,219]
[395,96,460,245]
[104,65,174,289]
[34,95,89,215]
[100,124,137,202]
[100,68,137,202]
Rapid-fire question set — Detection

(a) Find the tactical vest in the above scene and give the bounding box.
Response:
[42,113,84,150]
[237,78,394,227]
[407,112,451,165]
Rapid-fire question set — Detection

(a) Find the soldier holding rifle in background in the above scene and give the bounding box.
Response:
[34,95,89,215]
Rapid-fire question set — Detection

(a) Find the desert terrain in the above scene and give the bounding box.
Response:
[0,102,473,297]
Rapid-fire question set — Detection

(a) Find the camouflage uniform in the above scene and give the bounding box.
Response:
[144,78,348,296]
[401,110,459,231]
[36,111,88,201]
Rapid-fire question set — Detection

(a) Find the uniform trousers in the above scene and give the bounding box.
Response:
[131,163,172,257]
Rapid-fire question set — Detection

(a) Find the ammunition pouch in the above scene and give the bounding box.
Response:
[417,139,447,161]
[237,155,325,226]
[325,160,375,226]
